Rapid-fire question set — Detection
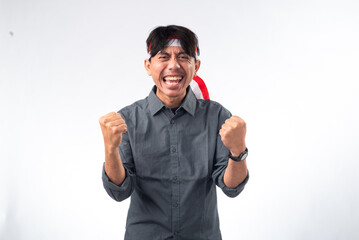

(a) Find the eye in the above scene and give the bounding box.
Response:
[178,55,190,60]
[159,55,169,59]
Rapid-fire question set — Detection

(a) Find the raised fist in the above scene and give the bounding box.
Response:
[219,116,246,156]
[99,112,127,151]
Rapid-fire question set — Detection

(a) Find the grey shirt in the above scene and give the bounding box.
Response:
[102,86,249,240]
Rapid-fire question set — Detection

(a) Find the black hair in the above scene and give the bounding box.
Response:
[146,25,200,61]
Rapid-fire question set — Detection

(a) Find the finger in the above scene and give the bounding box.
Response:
[106,117,125,125]
[229,116,245,125]
[219,131,227,143]
[112,124,127,134]
[221,123,229,130]
[219,128,226,137]
[100,112,118,124]
[225,117,237,124]
[108,119,126,127]
[103,113,124,125]
[99,113,112,124]
[108,112,124,121]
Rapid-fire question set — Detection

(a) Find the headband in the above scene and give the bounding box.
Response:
[191,76,210,100]
[148,36,199,59]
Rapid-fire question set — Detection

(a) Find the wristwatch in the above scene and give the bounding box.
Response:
[228,147,248,162]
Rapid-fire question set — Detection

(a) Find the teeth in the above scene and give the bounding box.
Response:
[164,76,182,81]
[166,81,179,85]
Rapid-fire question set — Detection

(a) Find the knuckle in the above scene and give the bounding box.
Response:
[112,127,121,134]
[112,128,119,134]
[105,121,112,128]
[99,116,107,125]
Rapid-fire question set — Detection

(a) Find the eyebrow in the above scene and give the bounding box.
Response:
[177,51,189,56]
[158,50,189,56]
[158,50,170,55]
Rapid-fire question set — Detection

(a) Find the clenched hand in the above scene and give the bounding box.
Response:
[99,112,127,151]
[219,116,246,156]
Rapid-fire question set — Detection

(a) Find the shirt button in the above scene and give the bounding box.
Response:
[173,176,178,181]
[170,120,175,124]
[171,146,176,153]
[174,231,179,236]
[173,202,178,207]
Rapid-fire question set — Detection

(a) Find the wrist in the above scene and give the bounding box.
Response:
[230,144,246,157]
[229,147,248,162]
[105,145,120,155]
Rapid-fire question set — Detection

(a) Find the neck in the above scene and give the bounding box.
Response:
[156,91,186,108]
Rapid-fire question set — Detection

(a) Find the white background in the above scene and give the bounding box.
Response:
[1,0,359,239]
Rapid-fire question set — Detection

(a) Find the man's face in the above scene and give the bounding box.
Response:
[144,46,200,105]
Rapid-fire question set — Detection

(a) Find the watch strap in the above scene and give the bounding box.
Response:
[228,147,248,162]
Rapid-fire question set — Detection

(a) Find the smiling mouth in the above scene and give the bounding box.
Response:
[163,76,183,85]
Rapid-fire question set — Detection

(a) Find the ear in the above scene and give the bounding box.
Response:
[144,59,152,76]
[194,60,201,76]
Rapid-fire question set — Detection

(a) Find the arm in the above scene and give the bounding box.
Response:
[100,112,135,201]
[99,112,127,185]
[104,147,126,186]
[224,155,248,189]
[220,116,248,189]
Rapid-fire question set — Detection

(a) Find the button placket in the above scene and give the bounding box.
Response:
[169,114,180,235]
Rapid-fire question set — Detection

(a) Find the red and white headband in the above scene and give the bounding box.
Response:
[147,36,199,59]
[191,76,209,100]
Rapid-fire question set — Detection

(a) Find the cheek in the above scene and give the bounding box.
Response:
[187,64,195,73]
[152,66,164,78]
[186,67,195,78]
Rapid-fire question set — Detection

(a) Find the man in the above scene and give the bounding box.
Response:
[99,25,249,240]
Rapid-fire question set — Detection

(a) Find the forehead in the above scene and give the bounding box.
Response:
[158,46,186,54]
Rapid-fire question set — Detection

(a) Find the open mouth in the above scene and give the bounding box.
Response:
[163,76,184,85]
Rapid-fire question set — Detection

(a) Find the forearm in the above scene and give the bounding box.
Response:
[219,115,248,188]
[223,159,248,189]
[104,148,126,186]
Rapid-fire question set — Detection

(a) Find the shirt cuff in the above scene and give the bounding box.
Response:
[219,170,249,198]
[102,163,133,201]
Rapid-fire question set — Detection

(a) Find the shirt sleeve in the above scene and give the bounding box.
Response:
[102,162,134,202]
[212,106,249,198]
[102,113,136,202]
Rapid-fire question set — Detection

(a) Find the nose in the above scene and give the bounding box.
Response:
[168,56,180,70]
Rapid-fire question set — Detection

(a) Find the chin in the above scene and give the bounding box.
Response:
[157,87,185,99]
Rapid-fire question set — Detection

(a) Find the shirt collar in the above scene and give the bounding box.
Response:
[148,86,197,116]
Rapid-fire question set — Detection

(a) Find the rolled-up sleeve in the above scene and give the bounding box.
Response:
[102,163,135,201]
[217,169,249,198]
